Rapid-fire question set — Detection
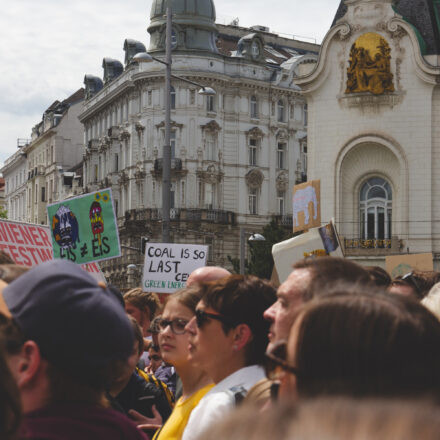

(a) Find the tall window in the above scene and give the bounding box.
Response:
[360,177,392,240]
[205,183,215,209]
[190,89,196,105]
[207,94,215,112]
[170,131,176,159]
[249,139,257,166]
[206,133,217,161]
[250,95,258,119]
[277,143,286,169]
[278,100,285,122]
[303,103,308,126]
[170,86,176,110]
[249,188,258,215]
[277,191,285,215]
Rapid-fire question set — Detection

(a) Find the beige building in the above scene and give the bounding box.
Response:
[79,0,319,287]
[295,0,440,268]
[24,89,84,225]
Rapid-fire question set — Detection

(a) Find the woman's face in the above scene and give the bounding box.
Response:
[158,299,194,368]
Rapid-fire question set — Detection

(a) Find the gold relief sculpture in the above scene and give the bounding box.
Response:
[346,33,394,95]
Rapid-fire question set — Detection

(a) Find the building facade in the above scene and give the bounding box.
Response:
[79,0,318,287]
[1,89,85,225]
[295,0,440,268]
[1,148,28,222]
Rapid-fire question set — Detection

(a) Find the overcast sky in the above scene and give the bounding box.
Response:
[0,0,341,167]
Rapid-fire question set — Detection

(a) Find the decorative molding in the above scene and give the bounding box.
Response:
[245,168,264,189]
[201,120,222,133]
[276,171,289,191]
[246,126,265,139]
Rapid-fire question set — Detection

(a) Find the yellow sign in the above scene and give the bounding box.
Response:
[346,32,394,95]
[292,180,321,233]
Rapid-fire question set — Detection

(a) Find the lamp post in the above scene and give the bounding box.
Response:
[133,12,216,244]
[239,228,266,275]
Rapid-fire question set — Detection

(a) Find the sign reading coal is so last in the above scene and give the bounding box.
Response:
[142,243,208,293]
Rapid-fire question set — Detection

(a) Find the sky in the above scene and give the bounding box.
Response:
[0,0,341,167]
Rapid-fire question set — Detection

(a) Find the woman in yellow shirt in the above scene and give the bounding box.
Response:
[153,286,213,440]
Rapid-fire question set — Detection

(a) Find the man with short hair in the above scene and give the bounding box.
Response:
[124,288,160,338]
[264,257,371,350]
[0,260,147,440]
[182,275,276,440]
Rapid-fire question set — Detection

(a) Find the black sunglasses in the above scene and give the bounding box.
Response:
[195,309,230,328]
[265,340,301,381]
[400,272,422,297]
[158,318,189,335]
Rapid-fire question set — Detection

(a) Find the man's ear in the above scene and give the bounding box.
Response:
[14,341,43,388]
[232,324,253,351]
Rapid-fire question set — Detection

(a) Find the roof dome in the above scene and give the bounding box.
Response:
[148,0,218,54]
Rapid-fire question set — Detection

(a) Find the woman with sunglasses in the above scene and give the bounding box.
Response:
[152,286,214,440]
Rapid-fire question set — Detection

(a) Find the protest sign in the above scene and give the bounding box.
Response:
[386,253,434,278]
[142,243,208,293]
[292,180,321,233]
[272,220,343,283]
[0,219,105,282]
[47,189,120,265]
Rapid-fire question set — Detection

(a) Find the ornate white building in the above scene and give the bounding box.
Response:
[295,0,440,267]
[79,0,318,286]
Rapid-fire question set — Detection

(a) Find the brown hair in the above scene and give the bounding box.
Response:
[128,316,144,355]
[293,257,372,301]
[167,285,205,313]
[366,266,391,288]
[292,290,440,399]
[392,271,440,300]
[0,251,14,265]
[123,288,160,320]
[0,265,29,283]
[201,275,276,366]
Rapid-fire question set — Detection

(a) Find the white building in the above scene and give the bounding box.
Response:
[18,89,84,225]
[79,0,318,286]
[295,0,440,268]
[1,146,28,222]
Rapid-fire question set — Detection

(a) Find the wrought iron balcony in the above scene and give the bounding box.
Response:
[154,158,182,172]
[274,215,293,228]
[343,236,403,256]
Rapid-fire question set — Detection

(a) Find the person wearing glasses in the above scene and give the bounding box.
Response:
[181,275,276,440]
[151,286,214,440]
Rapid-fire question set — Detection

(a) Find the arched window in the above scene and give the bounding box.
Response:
[250,95,258,118]
[277,100,285,122]
[170,86,176,109]
[359,177,392,240]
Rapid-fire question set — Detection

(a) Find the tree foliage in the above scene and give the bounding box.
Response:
[228,219,297,280]
[0,206,7,219]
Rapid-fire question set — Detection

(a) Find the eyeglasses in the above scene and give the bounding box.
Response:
[158,318,189,335]
[195,309,230,328]
[265,340,300,381]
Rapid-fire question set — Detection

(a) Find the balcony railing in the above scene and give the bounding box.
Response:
[343,236,403,255]
[123,208,235,225]
[154,158,182,172]
[274,214,293,228]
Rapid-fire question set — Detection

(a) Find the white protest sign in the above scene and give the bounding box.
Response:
[272,221,344,283]
[142,243,208,293]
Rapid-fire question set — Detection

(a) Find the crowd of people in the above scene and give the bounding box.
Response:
[2,248,440,439]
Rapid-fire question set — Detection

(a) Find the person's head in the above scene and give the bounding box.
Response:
[282,290,440,399]
[186,266,231,287]
[264,257,371,349]
[366,266,391,288]
[147,343,162,373]
[197,397,440,440]
[0,260,134,412]
[0,336,20,440]
[186,275,276,383]
[390,271,440,300]
[0,265,29,284]
[123,288,160,337]
[0,251,14,265]
[158,285,204,371]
